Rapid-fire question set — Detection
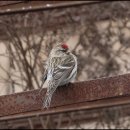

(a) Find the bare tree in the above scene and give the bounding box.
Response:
[0,1,130,129]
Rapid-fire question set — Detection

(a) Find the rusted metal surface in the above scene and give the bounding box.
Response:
[0,1,105,15]
[0,73,130,118]
[0,1,22,6]
[1,95,130,121]
[1,105,130,129]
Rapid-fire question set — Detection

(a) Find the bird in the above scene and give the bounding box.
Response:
[40,43,77,109]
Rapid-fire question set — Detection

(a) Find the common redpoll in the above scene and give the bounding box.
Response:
[40,43,77,108]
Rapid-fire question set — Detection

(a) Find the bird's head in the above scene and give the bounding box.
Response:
[51,43,69,56]
[56,43,69,52]
[60,43,69,51]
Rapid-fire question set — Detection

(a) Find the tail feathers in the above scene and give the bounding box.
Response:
[38,81,48,95]
[43,92,53,109]
[42,81,57,108]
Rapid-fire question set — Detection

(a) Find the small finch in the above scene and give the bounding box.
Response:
[40,43,77,108]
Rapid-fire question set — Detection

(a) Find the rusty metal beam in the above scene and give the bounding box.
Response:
[0,1,22,6]
[0,1,109,15]
[1,96,130,121]
[0,73,130,120]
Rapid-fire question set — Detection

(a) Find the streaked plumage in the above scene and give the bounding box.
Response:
[41,43,77,108]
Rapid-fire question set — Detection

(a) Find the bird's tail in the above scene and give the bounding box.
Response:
[38,80,48,95]
[42,80,58,108]
[43,92,53,109]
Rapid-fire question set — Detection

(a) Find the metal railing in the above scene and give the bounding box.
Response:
[0,1,107,15]
[0,73,130,120]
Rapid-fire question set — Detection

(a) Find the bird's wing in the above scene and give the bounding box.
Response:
[41,67,47,82]
[43,55,77,108]
[39,61,48,91]
[41,61,48,82]
[47,55,76,90]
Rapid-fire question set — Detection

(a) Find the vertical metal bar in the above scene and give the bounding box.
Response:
[28,118,34,129]
[39,116,46,129]
[56,114,63,128]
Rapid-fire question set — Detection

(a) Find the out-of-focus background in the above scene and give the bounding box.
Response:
[0,1,130,129]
